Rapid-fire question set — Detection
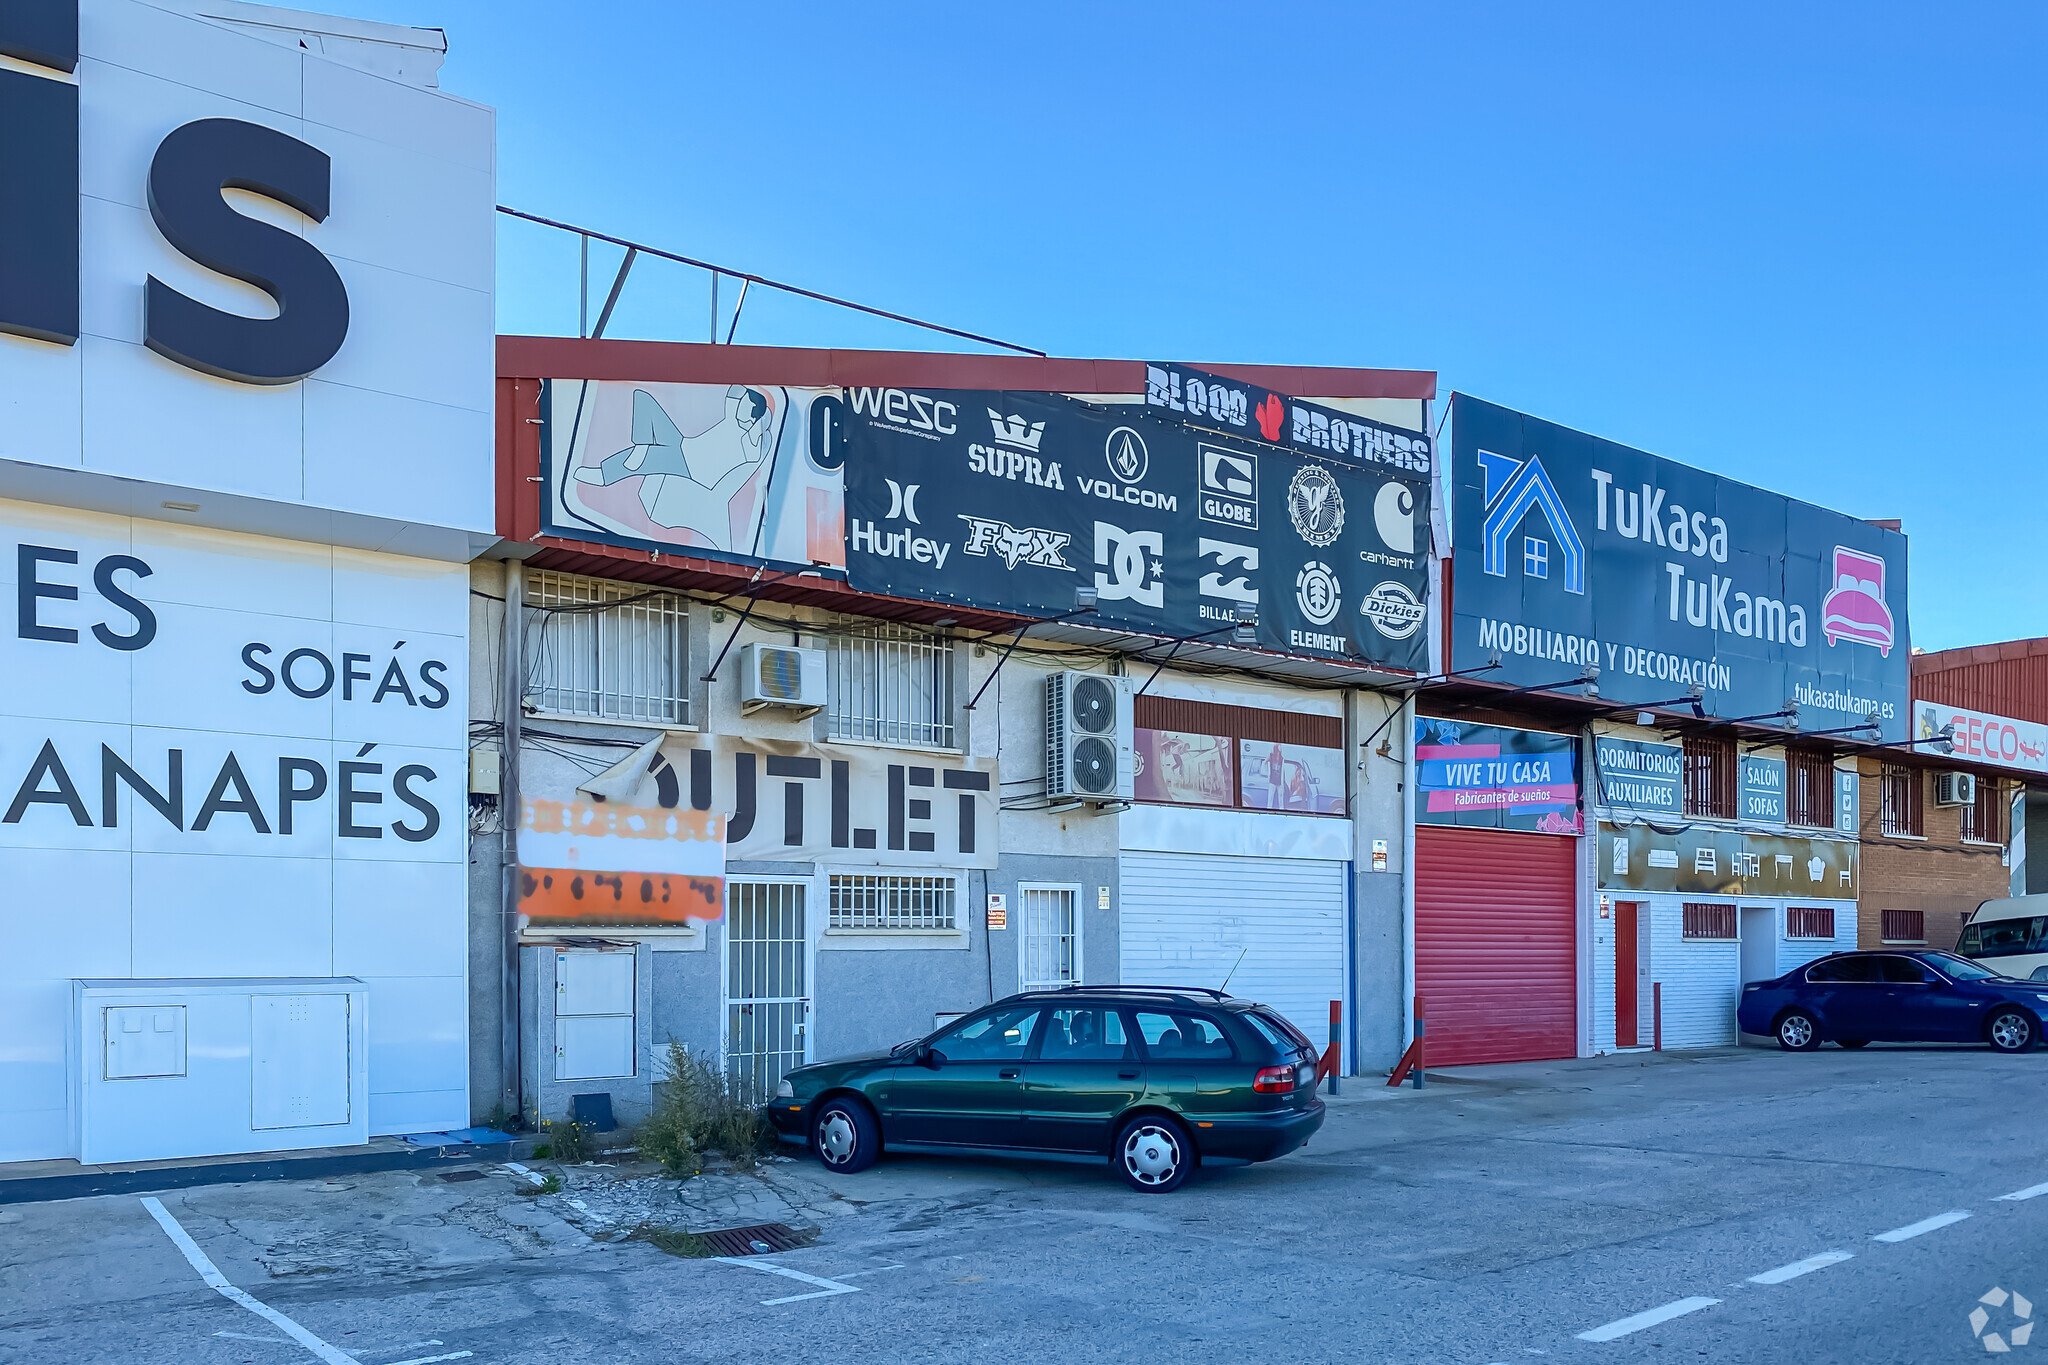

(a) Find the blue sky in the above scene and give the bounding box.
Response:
[354,2,2044,652]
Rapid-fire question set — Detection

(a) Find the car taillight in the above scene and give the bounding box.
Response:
[1253,1065,1297,1094]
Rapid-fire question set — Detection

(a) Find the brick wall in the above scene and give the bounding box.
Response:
[1856,758,2010,951]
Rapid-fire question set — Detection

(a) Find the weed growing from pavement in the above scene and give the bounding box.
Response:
[629,1224,716,1258]
[542,1114,596,1163]
[638,1040,776,1175]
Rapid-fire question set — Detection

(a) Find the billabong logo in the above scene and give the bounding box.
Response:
[1094,521,1163,609]
[1199,538,1258,606]
[1287,465,1345,547]
[1295,561,1341,626]
[1105,427,1150,484]
[987,408,1045,452]
[884,479,921,524]
[1361,581,1425,639]
[1478,448,1584,593]
[958,515,1073,571]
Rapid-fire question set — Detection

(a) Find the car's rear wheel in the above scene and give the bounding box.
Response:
[1114,1115,1193,1193]
[1836,1039,1870,1049]
[1988,1009,2037,1054]
[812,1096,880,1173]
[1776,1010,1821,1052]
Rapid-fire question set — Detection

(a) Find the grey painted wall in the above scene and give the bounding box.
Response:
[1353,868,1405,1069]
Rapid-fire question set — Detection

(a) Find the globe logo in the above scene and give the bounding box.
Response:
[1971,1286,2033,1352]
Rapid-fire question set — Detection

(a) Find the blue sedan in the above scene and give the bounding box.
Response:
[1738,950,2047,1053]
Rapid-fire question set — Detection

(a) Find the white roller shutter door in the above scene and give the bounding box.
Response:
[1119,852,1346,1047]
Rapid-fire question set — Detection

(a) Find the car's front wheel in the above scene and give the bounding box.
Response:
[1988,1009,2037,1054]
[1776,1010,1822,1052]
[812,1097,880,1173]
[1114,1115,1194,1193]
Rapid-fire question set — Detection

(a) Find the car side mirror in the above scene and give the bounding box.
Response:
[918,1046,943,1069]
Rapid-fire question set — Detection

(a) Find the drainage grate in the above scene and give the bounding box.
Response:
[695,1222,805,1256]
[438,1169,487,1183]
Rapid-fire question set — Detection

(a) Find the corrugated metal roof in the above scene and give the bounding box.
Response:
[1912,637,2048,725]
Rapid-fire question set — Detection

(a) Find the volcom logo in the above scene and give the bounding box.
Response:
[1295,561,1341,626]
[1094,521,1163,609]
[986,409,1045,452]
[959,515,1073,571]
[884,479,921,523]
[1198,538,1258,606]
[1105,426,1150,484]
[1287,465,1345,547]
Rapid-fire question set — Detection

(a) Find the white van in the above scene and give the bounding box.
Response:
[1956,895,2048,981]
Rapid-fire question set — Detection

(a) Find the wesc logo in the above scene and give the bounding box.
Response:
[0,4,351,384]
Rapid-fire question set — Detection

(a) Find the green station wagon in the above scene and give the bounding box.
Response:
[763,986,1326,1193]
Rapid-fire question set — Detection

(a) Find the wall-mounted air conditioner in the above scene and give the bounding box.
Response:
[740,643,825,715]
[1934,771,1976,807]
[1046,671,1134,805]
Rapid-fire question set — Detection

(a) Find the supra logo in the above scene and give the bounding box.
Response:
[1287,465,1346,547]
[987,408,1045,452]
[1094,521,1164,609]
[1105,426,1150,484]
[1360,581,1425,639]
[1198,538,1258,606]
[1971,1286,2034,1352]
[1198,445,1258,530]
[1295,561,1341,626]
[883,479,921,524]
[959,515,1073,571]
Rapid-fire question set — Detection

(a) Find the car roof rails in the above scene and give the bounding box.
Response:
[1048,983,1233,1000]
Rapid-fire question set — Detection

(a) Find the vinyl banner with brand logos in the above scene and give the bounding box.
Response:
[1449,394,1912,742]
[841,388,1432,671]
[1144,362,1434,482]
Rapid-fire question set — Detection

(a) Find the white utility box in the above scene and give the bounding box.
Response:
[73,979,369,1165]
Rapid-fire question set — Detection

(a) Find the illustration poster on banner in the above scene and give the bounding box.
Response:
[1239,740,1346,815]
[1133,729,1235,807]
[543,379,848,570]
[1414,718,1582,834]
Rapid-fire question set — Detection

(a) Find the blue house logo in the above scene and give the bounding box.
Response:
[1479,449,1585,594]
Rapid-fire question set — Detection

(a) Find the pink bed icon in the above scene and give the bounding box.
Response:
[1821,546,1894,656]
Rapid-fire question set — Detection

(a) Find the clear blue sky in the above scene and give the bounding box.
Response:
[351,1,2044,653]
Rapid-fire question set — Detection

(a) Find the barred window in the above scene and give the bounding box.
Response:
[1879,762,1923,837]
[1881,908,1926,944]
[825,620,956,749]
[1681,902,1738,941]
[1961,778,2008,845]
[828,873,958,931]
[525,571,689,725]
[1683,735,1737,819]
[1786,906,1836,940]
[1786,747,1835,828]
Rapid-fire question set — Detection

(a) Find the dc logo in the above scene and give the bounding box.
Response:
[1295,561,1341,626]
[1094,521,1163,609]
[1972,1286,2034,1352]
[1105,427,1150,485]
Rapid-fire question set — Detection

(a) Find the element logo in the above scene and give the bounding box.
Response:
[1361,581,1425,639]
[958,515,1073,571]
[1105,426,1150,484]
[1287,465,1345,547]
[1295,561,1341,626]
[1971,1286,2033,1352]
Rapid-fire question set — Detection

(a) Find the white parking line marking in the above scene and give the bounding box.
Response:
[1995,1182,2048,1203]
[833,1263,906,1280]
[1748,1250,1853,1284]
[349,1342,443,1358]
[714,1256,861,1305]
[141,1197,355,1365]
[1874,1210,1971,1242]
[384,1354,471,1365]
[1577,1296,1721,1342]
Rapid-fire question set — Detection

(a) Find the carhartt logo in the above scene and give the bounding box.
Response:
[986,409,1045,453]
[1972,1286,2033,1352]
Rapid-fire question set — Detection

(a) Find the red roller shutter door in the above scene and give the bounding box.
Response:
[1416,826,1578,1066]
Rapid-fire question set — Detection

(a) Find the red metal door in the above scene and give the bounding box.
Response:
[1415,826,1578,1066]
[1614,903,1638,1048]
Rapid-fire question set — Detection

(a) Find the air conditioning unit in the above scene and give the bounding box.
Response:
[1045,671,1134,805]
[1934,771,1976,807]
[740,643,825,715]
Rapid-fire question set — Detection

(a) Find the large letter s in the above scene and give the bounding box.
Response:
[144,118,349,385]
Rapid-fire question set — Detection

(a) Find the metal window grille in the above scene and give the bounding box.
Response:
[1961,778,2007,844]
[1683,735,1737,819]
[525,570,688,724]
[825,620,956,748]
[725,881,808,1105]
[1786,747,1835,828]
[1786,906,1836,940]
[1018,886,1078,990]
[1881,908,1926,944]
[828,873,957,931]
[1681,902,1739,941]
[1879,762,1923,837]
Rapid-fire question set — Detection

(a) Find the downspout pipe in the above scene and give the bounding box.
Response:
[500,561,524,1124]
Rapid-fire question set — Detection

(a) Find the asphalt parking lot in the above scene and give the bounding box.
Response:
[3,1045,2043,1364]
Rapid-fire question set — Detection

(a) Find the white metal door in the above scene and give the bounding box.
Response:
[555,949,635,1081]
[1119,852,1346,1046]
[725,880,810,1104]
[1018,883,1081,991]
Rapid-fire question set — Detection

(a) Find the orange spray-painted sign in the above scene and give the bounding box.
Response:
[517,799,725,927]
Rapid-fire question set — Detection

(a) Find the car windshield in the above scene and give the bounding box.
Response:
[1923,952,2005,982]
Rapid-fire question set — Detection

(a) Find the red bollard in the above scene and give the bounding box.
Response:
[1325,999,1343,1095]
[1653,981,1663,1052]
[1388,994,1428,1087]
